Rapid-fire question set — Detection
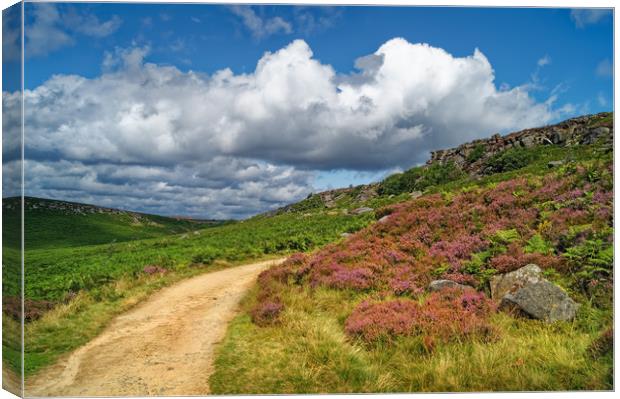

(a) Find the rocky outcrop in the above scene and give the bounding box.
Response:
[427,112,613,174]
[491,264,579,322]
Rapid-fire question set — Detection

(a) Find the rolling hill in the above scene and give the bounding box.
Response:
[2,196,226,251]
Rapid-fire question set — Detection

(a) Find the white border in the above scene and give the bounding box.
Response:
[0,1,617,399]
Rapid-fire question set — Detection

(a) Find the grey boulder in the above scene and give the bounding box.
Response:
[428,280,472,292]
[547,160,564,168]
[491,264,579,322]
[351,207,373,215]
[490,264,543,300]
[500,280,579,322]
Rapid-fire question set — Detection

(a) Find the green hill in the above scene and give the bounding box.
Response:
[2,197,226,251]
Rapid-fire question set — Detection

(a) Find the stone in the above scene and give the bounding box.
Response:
[351,207,373,215]
[340,232,352,238]
[500,280,579,322]
[582,127,611,145]
[490,264,543,300]
[550,130,568,145]
[428,280,472,292]
[409,191,423,199]
[519,135,537,148]
[547,160,564,168]
[378,215,390,223]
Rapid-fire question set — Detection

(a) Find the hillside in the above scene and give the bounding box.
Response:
[271,112,613,215]
[210,112,614,392]
[2,196,225,250]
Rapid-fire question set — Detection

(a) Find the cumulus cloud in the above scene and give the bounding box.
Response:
[25,3,122,58]
[230,5,292,39]
[8,38,565,217]
[18,158,312,219]
[570,9,611,28]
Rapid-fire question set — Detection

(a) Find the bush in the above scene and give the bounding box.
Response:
[484,148,536,174]
[587,327,613,359]
[250,299,284,326]
[143,265,167,275]
[466,144,486,163]
[378,162,464,196]
[344,288,496,344]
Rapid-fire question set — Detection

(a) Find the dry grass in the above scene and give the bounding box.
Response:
[210,285,613,393]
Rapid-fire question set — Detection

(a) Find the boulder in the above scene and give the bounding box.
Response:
[582,127,611,145]
[340,232,352,238]
[428,280,472,292]
[500,280,579,322]
[377,215,390,224]
[520,135,537,148]
[550,130,568,145]
[547,160,564,168]
[410,191,423,199]
[351,207,373,215]
[490,264,543,300]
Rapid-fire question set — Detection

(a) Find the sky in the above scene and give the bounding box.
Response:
[1,2,614,219]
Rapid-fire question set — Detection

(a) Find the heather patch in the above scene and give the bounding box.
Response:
[344,289,496,344]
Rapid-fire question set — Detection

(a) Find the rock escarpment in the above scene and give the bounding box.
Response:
[427,112,613,174]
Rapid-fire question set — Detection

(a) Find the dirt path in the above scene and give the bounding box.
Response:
[26,258,284,397]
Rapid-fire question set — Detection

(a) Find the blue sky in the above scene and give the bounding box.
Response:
[2,3,614,218]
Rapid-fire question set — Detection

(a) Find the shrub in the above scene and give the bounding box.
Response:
[587,327,613,359]
[250,299,284,326]
[378,162,464,196]
[466,144,486,163]
[344,288,496,344]
[191,252,216,265]
[3,296,56,322]
[142,265,167,275]
[484,148,535,174]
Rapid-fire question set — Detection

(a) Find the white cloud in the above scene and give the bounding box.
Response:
[25,3,122,58]
[597,92,607,107]
[7,38,566,217]
[570,9,611,28]
[229,5,292,39]
[596,58,613,78]
[537,55,551,67]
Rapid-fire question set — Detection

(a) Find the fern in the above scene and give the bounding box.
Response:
[524,234,554,255]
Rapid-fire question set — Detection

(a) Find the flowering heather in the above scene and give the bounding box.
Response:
[344,288,496,344]
[143,265,167,275]
[250,299,284,326]
[253,162,612,335]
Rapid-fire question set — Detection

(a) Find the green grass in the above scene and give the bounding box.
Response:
[3,197,225,251]
[17,212,371,302]
[3,209,372,375]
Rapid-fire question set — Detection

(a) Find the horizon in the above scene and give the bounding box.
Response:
[2,3,614,219]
